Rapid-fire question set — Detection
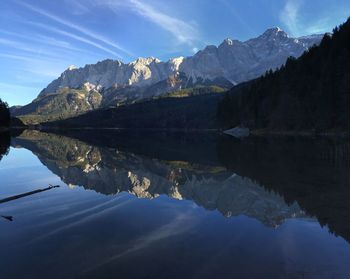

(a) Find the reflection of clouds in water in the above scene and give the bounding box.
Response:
[30,197,133,243]
[84,211,197,274]
[36,194,125,226]
[23,194,99,218]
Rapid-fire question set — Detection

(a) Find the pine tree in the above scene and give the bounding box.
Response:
[217,17,350,132]
[0,98,11,127]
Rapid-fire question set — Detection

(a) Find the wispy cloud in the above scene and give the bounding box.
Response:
[0,37,65,58]
[279,0,345,36]
[219,0,256,37]
[16,0,132,57]
[304,19,333,35]
[279,0,303,36]
[130,0,199,45]
[63,0,91,15]
[100,0,200,46]
[35,35,87,52]
[83,211,196,273]
[26,21,123,58]
[0,82,38,90]
[0,52,67,80]
[0,53,59,64]
[0,29,101,57]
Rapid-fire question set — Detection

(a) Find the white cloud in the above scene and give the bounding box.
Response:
[130,0,199,45]
[0,82,38,90]
[0,53,59,64]
[16,1,132,57]
[280,0,303,36]
[0,37,66,59]
[27,21,123,58]
[83,212,196,273]
[100,0,200,46]
[279,0,347,36]
[64,0,91,15]
[0,29,101,57]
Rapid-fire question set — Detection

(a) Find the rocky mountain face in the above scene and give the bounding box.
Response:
[180,27,321,83]
[217,18,350,132]
[13,28,323,123]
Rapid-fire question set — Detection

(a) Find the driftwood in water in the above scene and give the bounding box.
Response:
[0,185,60,205]
[0,185,60,222]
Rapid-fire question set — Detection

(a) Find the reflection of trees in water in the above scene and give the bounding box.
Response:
[0,131,10,162]
[217,136,350,243]
[12,130,350,241]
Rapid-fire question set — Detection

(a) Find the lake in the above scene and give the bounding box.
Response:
[1,130,350,279]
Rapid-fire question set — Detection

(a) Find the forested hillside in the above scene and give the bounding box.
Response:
[0,98,10,127]
[218,18,350,131]
[46,93,226,130]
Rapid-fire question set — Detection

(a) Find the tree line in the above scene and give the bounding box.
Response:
[0,98,11,127]
[218,17,350,131]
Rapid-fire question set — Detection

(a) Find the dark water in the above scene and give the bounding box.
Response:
[1,130,350,279]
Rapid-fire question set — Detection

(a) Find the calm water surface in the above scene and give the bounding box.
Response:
[0,130,350,279]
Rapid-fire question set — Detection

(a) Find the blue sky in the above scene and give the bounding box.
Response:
[1,0,350,106]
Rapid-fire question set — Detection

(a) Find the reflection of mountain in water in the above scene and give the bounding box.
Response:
[12,130,307,227]
[218,136,350,242]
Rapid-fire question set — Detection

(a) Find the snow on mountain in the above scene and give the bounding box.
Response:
[14,28,324,121]
[39,28,323,97]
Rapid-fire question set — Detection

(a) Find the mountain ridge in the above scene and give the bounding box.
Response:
[217,18,350,131]
[12,28,324,124]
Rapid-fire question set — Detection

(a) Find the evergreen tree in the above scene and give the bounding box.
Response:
[0,98,11,127]
[218,17,350,131]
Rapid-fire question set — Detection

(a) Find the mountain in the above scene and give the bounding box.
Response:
[181,27,321,83]
[13,28,323,124]
[217,18,350,132]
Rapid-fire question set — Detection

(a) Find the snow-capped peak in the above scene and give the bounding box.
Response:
[67,65,77,71]
[223,38,234,45]
[39,27,324,98]
[262,27,288,38]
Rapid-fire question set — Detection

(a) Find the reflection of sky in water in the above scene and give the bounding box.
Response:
[0,147,62,195]
[0,148,60,197]
[0,147,41,170]
[1,141,350,279]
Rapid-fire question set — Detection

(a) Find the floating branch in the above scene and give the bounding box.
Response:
[0,185,60,205]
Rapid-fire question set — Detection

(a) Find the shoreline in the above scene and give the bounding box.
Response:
[0,127,10,132]
[251,129,350,138]
[8,125,350,138]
